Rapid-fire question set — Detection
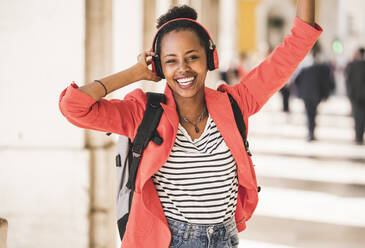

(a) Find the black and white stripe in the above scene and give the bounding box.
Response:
[152,116,238,224]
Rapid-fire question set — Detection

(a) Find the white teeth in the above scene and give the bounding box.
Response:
[176,77,194,85]
[179,81,193,86]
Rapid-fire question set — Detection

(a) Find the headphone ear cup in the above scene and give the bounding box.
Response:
[151,58,157,74]
[152,56,165,79]
[207,48,218,71]
[213,48,219,70]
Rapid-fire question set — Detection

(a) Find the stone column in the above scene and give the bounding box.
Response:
[317,0,339,61]
[85,0,116,248]
[200,0,219,44]
[142,0,166,93]
[239,0,261,54]
[0,218,7,248]
[218,0,237,73]
[200,0,220,88]
[0,0,88,247]
[175,0,191,6]
[156,0,172,20]
[143,0,157,51]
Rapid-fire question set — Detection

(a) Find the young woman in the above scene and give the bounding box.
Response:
[59,1,321,247]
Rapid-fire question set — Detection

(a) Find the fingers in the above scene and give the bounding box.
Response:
[136,51,161,82]
[145,51,158,57]
[137,53,146,64]
[137,51,158,64]
[146,58,153,65]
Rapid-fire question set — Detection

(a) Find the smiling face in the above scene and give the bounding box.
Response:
[159,29,208,100]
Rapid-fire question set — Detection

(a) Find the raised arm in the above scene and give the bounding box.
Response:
[59,51,160,137]
[296,0,315,26]
[79,51,161,100]
[219,0,321,117]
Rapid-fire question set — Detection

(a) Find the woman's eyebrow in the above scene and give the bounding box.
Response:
[164,53,176,58]
[185,49,198,55]
[164,49,198,58]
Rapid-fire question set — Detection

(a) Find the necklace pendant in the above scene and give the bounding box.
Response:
[194,126,199,133]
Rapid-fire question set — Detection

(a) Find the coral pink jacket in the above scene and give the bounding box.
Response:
[59,18,321,248]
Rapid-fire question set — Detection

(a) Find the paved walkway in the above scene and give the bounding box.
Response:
[238,94,365,248]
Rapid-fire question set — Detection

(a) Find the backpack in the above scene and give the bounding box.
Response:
[112,92,166,241]
[112,92,258,241]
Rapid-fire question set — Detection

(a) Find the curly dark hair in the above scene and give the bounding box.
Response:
[154,5,211,56]
[156,5,197,28]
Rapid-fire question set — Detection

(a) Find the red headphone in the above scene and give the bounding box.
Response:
[151,18,219,79]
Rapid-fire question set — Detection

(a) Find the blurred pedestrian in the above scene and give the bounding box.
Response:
[279,84,291,112]
[219,58,241,86]
[294,43,335,141]
[345,47,365,145]
[282,55,314,114]
[219,62,237,85]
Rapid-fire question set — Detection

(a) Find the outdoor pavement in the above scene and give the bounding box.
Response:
[237,93,365,248]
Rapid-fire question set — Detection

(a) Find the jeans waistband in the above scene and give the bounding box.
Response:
[167,217,237,240]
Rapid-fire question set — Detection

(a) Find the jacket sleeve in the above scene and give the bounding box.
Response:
[58,82,146,138]
[219,17,322,117]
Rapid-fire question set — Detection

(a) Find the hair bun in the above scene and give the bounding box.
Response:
[156,5,197,29]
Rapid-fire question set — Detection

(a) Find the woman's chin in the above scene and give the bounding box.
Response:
[173,87,205,99]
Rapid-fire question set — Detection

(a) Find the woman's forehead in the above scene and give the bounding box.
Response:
[160,30,204,55]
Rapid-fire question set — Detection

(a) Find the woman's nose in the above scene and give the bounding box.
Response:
[177,60,190,72]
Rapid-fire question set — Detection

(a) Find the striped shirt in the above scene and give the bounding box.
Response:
[152,115,238,224]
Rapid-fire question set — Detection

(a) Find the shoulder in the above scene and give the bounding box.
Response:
[123,88,148,108]
[217,83,238,97]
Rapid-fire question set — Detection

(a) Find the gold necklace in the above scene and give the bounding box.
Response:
[181,107,207,133]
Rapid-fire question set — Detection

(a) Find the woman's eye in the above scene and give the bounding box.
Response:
[165,59,176,64]
[188,55,199,61]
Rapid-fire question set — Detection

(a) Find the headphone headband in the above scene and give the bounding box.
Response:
[151,18,215,54]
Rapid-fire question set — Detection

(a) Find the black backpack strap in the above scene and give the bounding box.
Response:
[227,93,252,156]
[228,93,261,192]
[126,92,166,191]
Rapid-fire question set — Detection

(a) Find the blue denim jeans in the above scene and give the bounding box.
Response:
[167,217,239,248]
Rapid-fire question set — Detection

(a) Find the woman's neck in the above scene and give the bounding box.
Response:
[174,91,206,121]
[174,90,208,140]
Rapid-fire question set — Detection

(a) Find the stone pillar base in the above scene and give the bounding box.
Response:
[0,218,8,248]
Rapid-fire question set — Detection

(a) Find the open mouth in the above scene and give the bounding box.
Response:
[175,76,195,88]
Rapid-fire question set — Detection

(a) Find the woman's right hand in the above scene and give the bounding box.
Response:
[77,51,162,100]
[134,51,162,82]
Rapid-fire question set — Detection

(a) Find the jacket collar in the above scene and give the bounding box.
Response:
[160,85,179,130]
